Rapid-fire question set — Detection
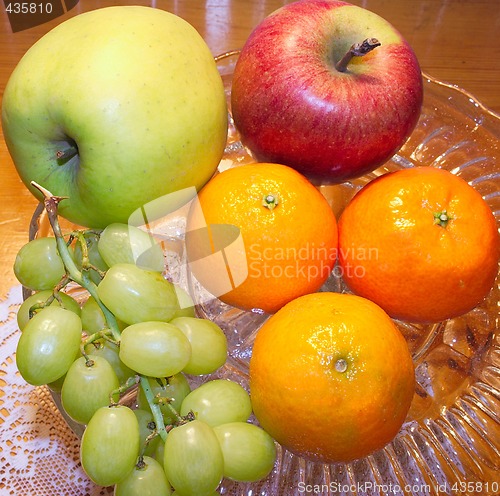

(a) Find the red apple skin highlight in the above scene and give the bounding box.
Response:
[231,0,423,183]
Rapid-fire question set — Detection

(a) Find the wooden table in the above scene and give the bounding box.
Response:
[1,0,499,299]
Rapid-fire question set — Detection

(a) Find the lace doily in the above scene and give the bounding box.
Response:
[0,285,113,496]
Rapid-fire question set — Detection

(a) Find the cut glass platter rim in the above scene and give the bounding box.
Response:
[28,51,499,496]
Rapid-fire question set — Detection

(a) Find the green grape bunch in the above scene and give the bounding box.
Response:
[13,186,276,496]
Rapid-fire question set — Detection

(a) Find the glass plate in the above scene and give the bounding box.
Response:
[29,51,499,496]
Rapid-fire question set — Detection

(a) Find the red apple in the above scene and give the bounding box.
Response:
[231,0,423,182]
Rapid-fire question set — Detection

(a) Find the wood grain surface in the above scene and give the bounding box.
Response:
[1,0,499,298]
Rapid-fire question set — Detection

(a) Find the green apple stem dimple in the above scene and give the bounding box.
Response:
[56,147,78,164]
[335,38,381,73]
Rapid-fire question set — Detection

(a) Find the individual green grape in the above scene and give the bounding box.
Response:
[163,420,223,496]
[170,285,196,319]
[180,379,252,427]
[152,437,165,466]
[213,422,277,482]
[97,263,180,324]
[61,355,120,425]
[81,405,140,487]
[133,409,160,457]
[137,375,191,425]
[81,296,127,334]
[81,296,107,333]
[114,456,172,496]
[170,317,227,375]
[47,348,81,393]
[16,306,82,385]
[47,373,67,393]
[84,338,135,384]
[14,237,65,290]
[119,321,191,378]
[73,230,108,284]
[17,289,81,331]
[98,223,164,272]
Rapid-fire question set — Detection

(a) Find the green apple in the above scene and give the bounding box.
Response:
[1,6,227,228]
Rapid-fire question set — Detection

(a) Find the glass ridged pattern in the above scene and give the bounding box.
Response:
[29,51,498,496]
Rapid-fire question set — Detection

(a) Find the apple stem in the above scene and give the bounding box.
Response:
[335,38,381,73]
[56,146,78,165]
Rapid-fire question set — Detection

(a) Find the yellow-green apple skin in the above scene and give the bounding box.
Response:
[2,6,228,228]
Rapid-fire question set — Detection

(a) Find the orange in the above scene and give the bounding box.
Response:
[338,166,499,323]
[249,292,415,463]
[186,163,338,313]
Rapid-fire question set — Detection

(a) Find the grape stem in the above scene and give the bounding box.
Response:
[135,456,147,470]
[80,328,117,358]
[31,181,176,444]
[30,181,121,341]
[109,376,140,405]
[27,278,69,318]
[140,433,158,458]
[139,376,169,443]
[70,230,107,280]
[156,396,185,425]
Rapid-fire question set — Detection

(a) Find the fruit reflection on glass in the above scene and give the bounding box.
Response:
[338,166,500,323]
[231,0,423,182]
[186,162,338,314]
[249,292,415,463]
[1,5,228,229]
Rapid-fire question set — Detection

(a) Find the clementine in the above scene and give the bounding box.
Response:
[186,163,338,313]
[249,292,415,463]
[338,166,499,323]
